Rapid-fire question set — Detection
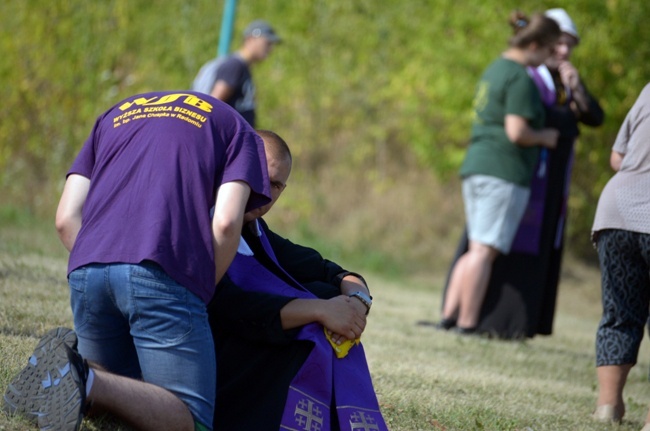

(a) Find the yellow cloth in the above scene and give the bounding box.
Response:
[324,328,360,359]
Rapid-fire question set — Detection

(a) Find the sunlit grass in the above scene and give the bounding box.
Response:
[1,212,650,430]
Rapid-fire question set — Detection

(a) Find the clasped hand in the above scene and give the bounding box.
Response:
[321,295,368,345]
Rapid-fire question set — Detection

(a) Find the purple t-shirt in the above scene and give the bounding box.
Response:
[67,91,271,303]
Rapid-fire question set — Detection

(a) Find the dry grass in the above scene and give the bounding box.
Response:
[361,266,650,430]
[2,213,650,431]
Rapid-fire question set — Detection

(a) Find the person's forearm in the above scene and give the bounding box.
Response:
[339,275,369,297]
[505,115,557,149]
[280,298,325,330]
[610,151,624,172]
[281,296,366,340]
[572,87,605,127]
[212,220,243,284]
[212,181,250,283]
[509,126,557,148]
[55,174,90,252]
[210,80,234,102]
[56,219,82,252]
[570,83,591,113]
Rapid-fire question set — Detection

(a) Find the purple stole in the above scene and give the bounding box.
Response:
[227,222,388,431]
[510,149,548,255]
[510,66,562,255]
[527,66,556,107]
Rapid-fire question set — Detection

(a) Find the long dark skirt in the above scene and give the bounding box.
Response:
[442,227,563,339]
[442,142,573,339]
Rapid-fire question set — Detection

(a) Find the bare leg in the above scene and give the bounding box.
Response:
[88,369,195,431]
[594,364,632,421]
[456,241,500,329]
[441,254,469,321]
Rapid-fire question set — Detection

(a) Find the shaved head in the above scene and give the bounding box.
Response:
[257,129,291,164]
[243,130,292,223]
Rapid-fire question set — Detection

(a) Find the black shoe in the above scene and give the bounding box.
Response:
[36,343,89,431]
[3,327,78,423]
[435,318,457,331]
[416,318,457,331]
[453,326,478,336]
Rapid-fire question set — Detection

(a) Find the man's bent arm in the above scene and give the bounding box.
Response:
[210,80,235,102]
[55,174,90,252]
[213,181,251,284]
[339,274,370,297]
[505,115,558,149]
[210,275,297,344]
[610,151,624,172]
[280,296,366,340]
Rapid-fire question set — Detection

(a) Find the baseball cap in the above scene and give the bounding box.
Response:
[545,8,579,43]
[243,20,281,43]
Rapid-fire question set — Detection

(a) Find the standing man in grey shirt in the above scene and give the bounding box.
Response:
[192,20,281,127]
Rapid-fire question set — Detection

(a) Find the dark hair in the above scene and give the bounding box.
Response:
[508,10,560,49]
[256,129,292,162]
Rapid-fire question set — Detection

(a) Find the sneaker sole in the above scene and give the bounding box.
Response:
[2,327,78,422]
[36,344,85,431]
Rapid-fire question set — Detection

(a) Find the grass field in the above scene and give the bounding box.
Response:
[2,212,650,431]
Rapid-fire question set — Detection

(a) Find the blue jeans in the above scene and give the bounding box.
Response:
[69,261,215,430]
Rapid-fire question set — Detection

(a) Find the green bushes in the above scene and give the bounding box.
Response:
[2,0,648,271]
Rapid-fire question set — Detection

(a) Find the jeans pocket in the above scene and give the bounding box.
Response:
[69,268,89,329]
[130,265,193,343]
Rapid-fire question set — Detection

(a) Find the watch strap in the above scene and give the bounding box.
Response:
[349,291,372,315]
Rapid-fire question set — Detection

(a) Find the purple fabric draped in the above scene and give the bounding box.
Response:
[226,223,388,431]
[510,67,558,255]
[510,149,548,255]
[527,67,556,107]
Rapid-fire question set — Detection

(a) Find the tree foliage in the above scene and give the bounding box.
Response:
[1,0,648,264]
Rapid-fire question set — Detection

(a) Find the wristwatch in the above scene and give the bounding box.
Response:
[349,291,372,315]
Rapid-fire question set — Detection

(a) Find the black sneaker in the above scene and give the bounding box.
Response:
[3,327,78,422]
[36,343,89,431]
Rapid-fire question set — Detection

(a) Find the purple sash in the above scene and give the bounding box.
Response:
[527,66,556,107]
[510,150,548,255]
[227,223,388,431]
[510,67,558,255]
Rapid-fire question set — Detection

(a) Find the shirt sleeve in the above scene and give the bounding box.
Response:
[614,84,650,154]
[577,82,605,127]
[613,110,633,155]
[215,57,245,89]
[221,130,271,212]
[67,115,104,179]
[504,72,540,121]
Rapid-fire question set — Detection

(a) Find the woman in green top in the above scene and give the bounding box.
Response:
[440,11,561,334]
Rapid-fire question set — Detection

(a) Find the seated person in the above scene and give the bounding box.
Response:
[208,130,387,431]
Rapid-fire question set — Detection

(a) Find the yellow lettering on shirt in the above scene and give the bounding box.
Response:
[118,93,212,113]
[113,93,213,129]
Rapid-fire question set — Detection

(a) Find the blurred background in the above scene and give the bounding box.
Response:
[1,0,648,276]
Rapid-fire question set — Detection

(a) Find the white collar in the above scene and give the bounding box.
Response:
[236,219,262,256]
